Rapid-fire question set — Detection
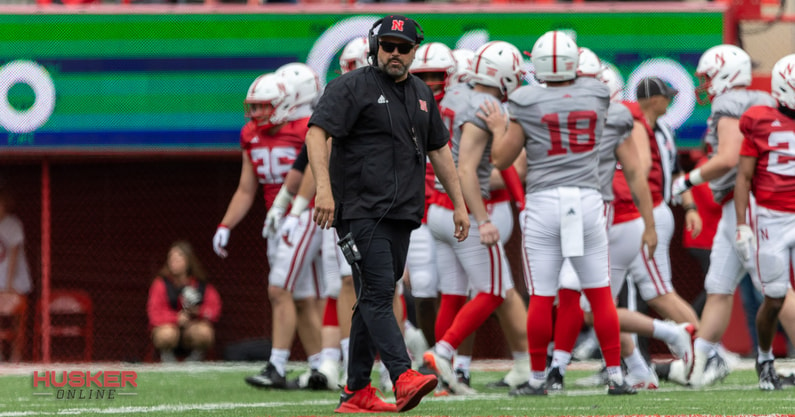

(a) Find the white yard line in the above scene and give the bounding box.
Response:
[0,384,787,417]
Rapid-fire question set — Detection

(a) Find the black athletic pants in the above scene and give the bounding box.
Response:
[337,217,413,391]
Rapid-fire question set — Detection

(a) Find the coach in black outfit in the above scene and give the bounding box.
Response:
[306,14,469,414]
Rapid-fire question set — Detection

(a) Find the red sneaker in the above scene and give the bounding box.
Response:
[334,384,397,414]
[394,369,438,412]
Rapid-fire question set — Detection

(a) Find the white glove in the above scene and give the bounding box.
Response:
[212,225,230,258]
[734,224,756,265]
[264,186,294,239]
[263,205,286,239]
[279,215,300,247]
[672,176,690,196]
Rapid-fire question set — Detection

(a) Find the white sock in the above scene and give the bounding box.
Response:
[694,337,717,356]
[321,347,341,363]
[159,350,176,363]
[434,341,455,360]
[341,338,350,370]
[454,355,471,376]
[270,348,290,377]
[624,348,649,377]
[551,350,572,374]
[607,366,624,384]
[652,319,677,343]
[512,351,529,361]
[308,353,322,370]
[757,348,775,363]
[530,371,546,388]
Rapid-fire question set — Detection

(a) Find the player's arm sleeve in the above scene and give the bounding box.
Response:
[308,76,359,139]
[198,284,222,323]
[147,278,178,328]
[291,144,309,173]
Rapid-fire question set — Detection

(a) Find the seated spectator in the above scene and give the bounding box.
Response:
[147,240,221,362]
[0,188,32,296]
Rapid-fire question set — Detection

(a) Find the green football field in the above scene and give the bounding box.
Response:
[2,360,794,416]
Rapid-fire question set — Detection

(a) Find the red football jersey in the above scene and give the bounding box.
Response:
[740,105,795,212]
[612,101,665,224]
[240,118,308,209]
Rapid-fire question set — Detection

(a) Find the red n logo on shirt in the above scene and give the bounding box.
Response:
[392,20,404,31]
[419,99,428,112]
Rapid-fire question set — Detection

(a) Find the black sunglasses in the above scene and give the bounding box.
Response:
[380,41,414,54]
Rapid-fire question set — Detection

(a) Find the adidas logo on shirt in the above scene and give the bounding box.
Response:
[378,95,388,104]
[772,119,782,127]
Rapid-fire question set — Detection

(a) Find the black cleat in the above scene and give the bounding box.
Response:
[607,379,637,395]
[546,367,564,391]
[245,362,287,389]
[509,381,547,396]
[307,369,329,390]
[455,369,471,387]
[757,360,782,391]
[486,379,510,388]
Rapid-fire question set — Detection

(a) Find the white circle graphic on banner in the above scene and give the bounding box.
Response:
[0,60,56,133]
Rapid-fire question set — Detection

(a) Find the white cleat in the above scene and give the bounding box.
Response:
[379,365,393,393]
[423,350,476,395]
[665,322,695,379]
[665,359,691,386]
[404,325,429,370]
[688,348,708,388]
[700,352,731,387]
[504,357,530,388]
[625,368,659,390]
[318,358,341,390]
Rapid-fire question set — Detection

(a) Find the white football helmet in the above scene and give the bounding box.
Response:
[695,44,752,104]
[531,31,578,83]
[597,62,625,103]
[469,41,524,98]
[577,47,603,77]
[411,42,456,100]
[771,54,795,109]
[276,62,323,108]
[411,43,456,84]
[340,37,369,74]
[450,48,475,87]
[244,73,296,125]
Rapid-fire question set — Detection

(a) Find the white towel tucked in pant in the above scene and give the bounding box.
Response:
[559,186,584,257]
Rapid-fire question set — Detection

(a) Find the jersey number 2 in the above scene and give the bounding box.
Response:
[542,111,597,156]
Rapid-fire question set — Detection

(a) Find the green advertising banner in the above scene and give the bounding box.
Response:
[0,10,723,153]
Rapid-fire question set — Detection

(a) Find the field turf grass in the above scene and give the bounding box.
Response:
[1,360,794,416]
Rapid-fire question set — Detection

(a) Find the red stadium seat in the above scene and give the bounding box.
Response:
[34,290,94,362]
[0,292,28,363]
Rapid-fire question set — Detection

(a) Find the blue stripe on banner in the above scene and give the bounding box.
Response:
[36,56,298,73]
[2,130,240,148]
[1,125,709,150]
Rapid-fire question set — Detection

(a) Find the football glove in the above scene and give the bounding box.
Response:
[734,224,756,265]
[212,225,230,258]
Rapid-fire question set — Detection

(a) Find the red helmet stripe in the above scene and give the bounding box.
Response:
[552,31,558,74]
[474,41,496,76]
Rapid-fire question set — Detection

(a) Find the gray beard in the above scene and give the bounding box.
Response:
[380,61,407,79]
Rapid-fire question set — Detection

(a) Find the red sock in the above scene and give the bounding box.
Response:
[554,289,584,354]
[527,295,555,372]
[435,294,467,343]
[323,297,339,327]
[582,286,621,368]
[441,293,503,348]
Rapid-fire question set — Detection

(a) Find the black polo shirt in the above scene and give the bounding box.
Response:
[309,66,448,228]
